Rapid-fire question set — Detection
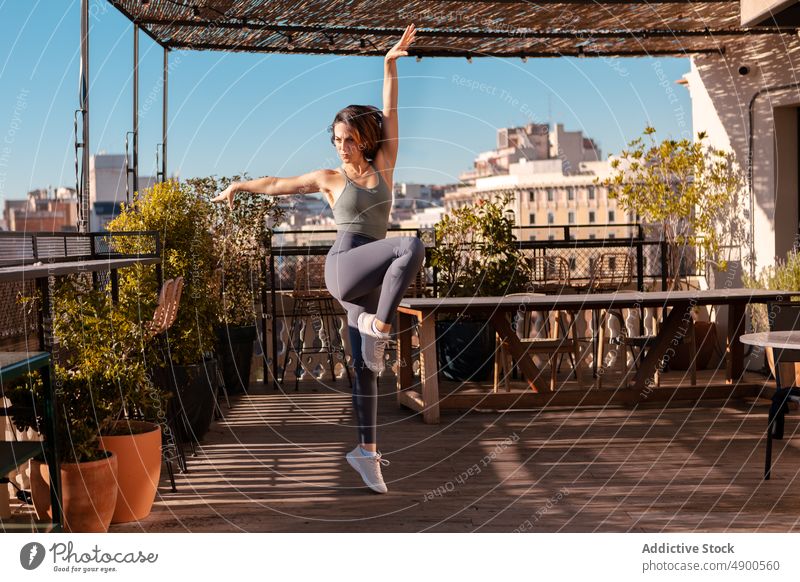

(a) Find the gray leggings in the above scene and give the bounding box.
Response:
[325,232,426,444]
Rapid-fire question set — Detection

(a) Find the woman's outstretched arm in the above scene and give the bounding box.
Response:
[211,169,337,209]
[380,24,416,167]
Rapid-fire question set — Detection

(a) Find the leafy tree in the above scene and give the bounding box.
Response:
[599,126,749,290]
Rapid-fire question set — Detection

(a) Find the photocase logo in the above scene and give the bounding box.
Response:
[19,542,46,570]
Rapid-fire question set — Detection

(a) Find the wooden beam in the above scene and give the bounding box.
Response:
[632,302,694,393]
[489,311,548,393]
[395,311,415,406]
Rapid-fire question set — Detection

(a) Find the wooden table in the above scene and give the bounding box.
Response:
[396,289,800,423]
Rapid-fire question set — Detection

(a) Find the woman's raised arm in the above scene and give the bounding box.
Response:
[211,169,337,209]
[380,24,416,166]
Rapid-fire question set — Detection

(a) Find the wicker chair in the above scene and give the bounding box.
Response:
[148,277,186,493]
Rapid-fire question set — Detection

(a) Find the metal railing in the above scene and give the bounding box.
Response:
[265,224,677,295]
[0,231,161,268]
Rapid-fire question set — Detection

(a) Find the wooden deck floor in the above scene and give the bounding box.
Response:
[100,369,800,533]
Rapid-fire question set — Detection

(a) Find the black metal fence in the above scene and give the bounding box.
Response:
[0,231,161,350]
[0,231,161,267]
[265,224,673,295]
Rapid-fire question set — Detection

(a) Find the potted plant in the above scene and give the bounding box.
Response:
[600,127,751,370]
[430,192,530,381]
[108,180,220,443]
[745,248,800,383]
[599,126,749,291]
[6,282,122,532]
[60,277,164,524]
[186,175,286,394]
[10,276,165,527]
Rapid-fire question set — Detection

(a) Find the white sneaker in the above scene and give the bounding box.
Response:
[357,312,390,372]
[346,446,390,494]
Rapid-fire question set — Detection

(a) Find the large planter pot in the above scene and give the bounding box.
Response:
[29,452,118,533]
[215,324,257,394]
[669,321,717,371]
[171,360,216,443]
[99,421,162,524]
[435,319,495,382]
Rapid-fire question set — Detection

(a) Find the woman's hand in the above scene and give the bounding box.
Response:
[212,182,239,209]
[385,23,416,63]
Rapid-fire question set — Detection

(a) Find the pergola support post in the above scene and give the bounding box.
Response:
[132,23,139,199]
[162,46,168,182]
[78,0,90,232]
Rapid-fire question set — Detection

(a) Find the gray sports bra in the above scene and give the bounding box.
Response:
[331,164,392,240]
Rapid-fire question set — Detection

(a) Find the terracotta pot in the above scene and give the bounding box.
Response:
[29,452,118,533]
[99,421,162,523]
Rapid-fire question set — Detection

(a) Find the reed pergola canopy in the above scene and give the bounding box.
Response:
[108,0,790,58]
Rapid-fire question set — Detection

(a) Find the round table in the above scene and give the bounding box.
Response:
[740,330,800,350]
[741,331,800,480]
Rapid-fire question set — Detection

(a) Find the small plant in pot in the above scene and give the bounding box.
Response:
[187,175,286,394]
[10,276,164,527]
[108,180,220,443]
[6,281,121,531]
[430,192,530,382]
[745,248,800,383]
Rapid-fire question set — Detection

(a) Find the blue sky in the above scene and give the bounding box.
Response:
[0,1,693,204]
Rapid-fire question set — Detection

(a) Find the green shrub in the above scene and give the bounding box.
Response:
[107,180,218,365]
[431,192,529,298]
[185,175,286,327]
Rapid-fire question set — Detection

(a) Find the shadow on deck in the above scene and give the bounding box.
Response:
[105,370,800,533]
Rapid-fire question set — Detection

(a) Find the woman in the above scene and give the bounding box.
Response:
[213,24,424,494]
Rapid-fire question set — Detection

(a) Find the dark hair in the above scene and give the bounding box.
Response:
[328,105,383,161]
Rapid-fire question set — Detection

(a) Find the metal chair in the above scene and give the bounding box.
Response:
[589,252,633,293]
[280,256,352,391]
[763,301,800,480]
[529,255,572,293]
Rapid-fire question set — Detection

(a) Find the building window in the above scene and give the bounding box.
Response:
[568,211,575,224]
[589,211,595,223]
[608,210,615,223]
[567,187,574,201]
[608,233,615,239]
[548,234,555,241]
[529,191,535,202]
[588,233,596,240]
[547,212,554,225]
[546,188,554,202]
[569,257,576,270]
[529,213,535,224]
[588,186,595,200]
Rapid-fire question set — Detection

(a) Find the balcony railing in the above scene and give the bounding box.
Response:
[0,231,161,267]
